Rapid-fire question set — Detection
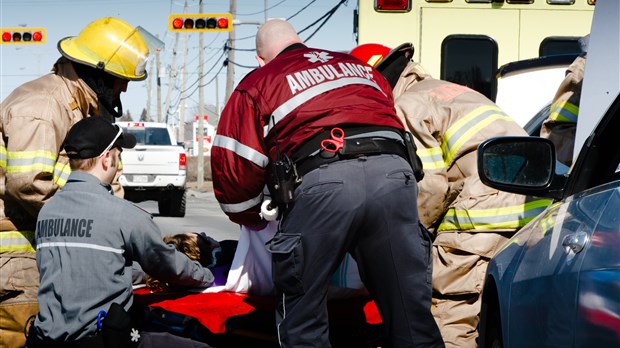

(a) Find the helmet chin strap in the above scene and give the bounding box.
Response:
[98,98,123,122]
[73,62,124,121]
[93,76,123,122]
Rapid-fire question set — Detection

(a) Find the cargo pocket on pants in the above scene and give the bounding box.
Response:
[267,233,304,294]
[419,222,433,285]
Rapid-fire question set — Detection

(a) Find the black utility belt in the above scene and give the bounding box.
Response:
[295,137,408,177]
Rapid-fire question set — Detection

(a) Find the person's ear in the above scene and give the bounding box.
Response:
[101,151,111,169]
[256,55,266,67]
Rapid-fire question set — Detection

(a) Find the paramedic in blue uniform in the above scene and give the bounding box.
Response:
[211,19,444,348]
[28,117,214,347]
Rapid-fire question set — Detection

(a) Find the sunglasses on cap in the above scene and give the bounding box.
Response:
[98,125,123,157]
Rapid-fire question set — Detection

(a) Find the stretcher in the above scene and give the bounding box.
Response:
[133,288,385,347]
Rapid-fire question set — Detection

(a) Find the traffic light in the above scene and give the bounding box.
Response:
[1,28,46,44]
[168,14,233,32]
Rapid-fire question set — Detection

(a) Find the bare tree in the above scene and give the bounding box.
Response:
[139,108,151,122]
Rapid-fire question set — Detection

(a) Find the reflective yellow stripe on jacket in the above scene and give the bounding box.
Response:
[417,147,445,170]
[53,161,71,187]
[0,145,6,170]
[6,150,70,187]
[417,105,512,171]
[549,100,579,123]
[437,199,552,232]
[443,105,512,166]
[0,231,36,253]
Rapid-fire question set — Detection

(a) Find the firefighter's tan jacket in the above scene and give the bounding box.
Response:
[392,62,551,257]
[540,55,585,166]
[0,57,101,253]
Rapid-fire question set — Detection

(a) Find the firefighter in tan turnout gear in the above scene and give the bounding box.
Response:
[351,43,552,348]
[0,17,153,347]
[540,35,588,167]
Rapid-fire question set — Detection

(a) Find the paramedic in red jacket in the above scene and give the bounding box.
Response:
[211,19,443,348]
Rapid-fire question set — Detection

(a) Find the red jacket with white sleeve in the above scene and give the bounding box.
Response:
[211,44,404,226]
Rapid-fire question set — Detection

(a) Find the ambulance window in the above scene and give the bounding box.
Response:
[539,36,583,56]
[441,34,498,101]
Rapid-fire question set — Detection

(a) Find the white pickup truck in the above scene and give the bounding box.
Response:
[116,122,187,217]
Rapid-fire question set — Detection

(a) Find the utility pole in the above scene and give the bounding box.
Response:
[215,74,220,117]
[178,0,189,143]
[225,0,237,103]
[197,0,205,188]
[146,60,152,120]
[156,35,162,123]
[164,33,180,124]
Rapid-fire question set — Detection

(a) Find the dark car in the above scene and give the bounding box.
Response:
[477,89,620,348]
[476,2,620,346]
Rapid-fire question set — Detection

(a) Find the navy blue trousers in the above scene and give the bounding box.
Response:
[269,154,444,348]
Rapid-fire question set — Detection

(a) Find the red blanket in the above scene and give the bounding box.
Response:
[134,289,382,334]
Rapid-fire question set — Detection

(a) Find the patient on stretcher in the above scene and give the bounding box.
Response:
[140,222,368,299]
[142,232,236,292]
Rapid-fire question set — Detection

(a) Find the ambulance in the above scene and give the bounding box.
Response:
[354,0,594,110]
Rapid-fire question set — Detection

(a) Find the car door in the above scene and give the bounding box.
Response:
[507,197,590,346]
[508,93,620,347]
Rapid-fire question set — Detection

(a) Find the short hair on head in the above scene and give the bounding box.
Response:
[256,19,302,63]
[69,157,98,171]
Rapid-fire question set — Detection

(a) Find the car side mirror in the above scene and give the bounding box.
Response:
[478,136,559,197]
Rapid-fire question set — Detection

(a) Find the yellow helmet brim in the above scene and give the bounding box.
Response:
[57,17,151,81]
[58,36,147,81]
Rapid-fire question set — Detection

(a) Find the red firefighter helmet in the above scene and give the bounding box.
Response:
[349,43,392,67]
[350,43,414,88]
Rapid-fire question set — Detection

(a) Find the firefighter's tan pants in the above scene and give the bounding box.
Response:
[0,254,39,348]
[431,232,511,348]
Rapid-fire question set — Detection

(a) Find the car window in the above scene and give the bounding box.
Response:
[146,128,171,145]
[568,94,620,195]
[122,127,171,146]
[590,105,620,186]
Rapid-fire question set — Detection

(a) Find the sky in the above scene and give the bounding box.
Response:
[1,0,358,125]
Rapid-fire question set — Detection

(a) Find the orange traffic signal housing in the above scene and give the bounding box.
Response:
[1,28,46,44]
[168,14,233,32]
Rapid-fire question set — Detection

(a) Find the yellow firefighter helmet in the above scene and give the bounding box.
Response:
[58,17,149,81]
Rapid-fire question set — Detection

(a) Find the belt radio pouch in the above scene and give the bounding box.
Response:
[404,131,425,182]
[101,303,139,348]
[268,154,301,208]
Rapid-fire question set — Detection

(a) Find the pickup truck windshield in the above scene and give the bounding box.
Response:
[122,127,171,146]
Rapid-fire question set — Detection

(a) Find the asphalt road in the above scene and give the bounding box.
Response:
[136,189,241,241]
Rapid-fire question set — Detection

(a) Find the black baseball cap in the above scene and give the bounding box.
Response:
[63,117,136,159]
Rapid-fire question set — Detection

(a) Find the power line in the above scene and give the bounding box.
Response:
[236,0,288,16]
[183,33,226,68]
[225,59,258,69]
[298,0,346,36]
[166,0,348,115]
[2,0,153,5]
[230,0,319,42]
[165,49,226,115]
[286,0,318,21]
[167,56,226,116]
[177,44,227,94]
